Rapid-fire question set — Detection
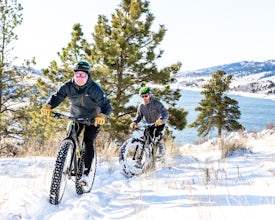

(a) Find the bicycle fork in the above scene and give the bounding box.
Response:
[133,144,145,162]
[67,143,77,180]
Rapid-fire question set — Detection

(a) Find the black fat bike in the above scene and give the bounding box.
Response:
[119,123,163,178]
[49,112,97,205]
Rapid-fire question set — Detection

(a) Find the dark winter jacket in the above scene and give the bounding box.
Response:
[47,77,112,119]
[133,96,169,124]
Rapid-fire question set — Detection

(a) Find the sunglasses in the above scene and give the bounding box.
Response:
[141,94,149,98]
[74,73,88,78]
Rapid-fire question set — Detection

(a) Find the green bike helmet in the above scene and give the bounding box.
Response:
[74,61,91,74]
[139,86,151,96]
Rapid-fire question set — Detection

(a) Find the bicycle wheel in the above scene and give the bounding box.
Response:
[119,138,147,177]
[75,147,97,194]
[49,139,74,205]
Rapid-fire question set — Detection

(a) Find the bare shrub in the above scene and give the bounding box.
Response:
[21,138,62,157]
[0,139,23,157]
[95,131,120,160]
[165,137,180,157]
[266,122,275,129]
[220,135,248,158]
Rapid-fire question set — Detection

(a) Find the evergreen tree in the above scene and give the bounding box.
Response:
[189,70,243,137]
[0,0,28,142]
[90,0,187,141]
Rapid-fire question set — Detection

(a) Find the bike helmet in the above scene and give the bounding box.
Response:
[139,86,151,96]
[74,61,91,74]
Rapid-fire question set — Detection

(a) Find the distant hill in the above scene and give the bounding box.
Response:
[178,60,275,78]
[175,60,275,96]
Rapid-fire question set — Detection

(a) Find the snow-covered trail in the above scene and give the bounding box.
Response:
[1,137,275,220]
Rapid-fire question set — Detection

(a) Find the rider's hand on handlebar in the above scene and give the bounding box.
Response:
[155,119,163,126]
[129,122,136,130]
[94,113,106,126]
[40,104,52,118]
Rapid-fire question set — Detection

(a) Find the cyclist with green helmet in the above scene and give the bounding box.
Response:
[41,61,112,185]
[130,86,169,159]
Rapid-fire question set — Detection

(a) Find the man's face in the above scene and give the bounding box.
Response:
[141,93,151,104]
[74,71,88,86]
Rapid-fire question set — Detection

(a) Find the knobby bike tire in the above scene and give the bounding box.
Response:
[49,139,74,205]
[75,147,97,194]
[119,137,153,178]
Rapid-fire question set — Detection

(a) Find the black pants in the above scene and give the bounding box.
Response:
[77,123,100,173]
[148,124,165,140]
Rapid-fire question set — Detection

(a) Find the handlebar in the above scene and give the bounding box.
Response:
[134,123,157,131]
[50,112,94,125]
[50,112,71,119]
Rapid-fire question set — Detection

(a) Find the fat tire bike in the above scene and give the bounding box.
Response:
[119,123,164,178]
[49,112,97,205]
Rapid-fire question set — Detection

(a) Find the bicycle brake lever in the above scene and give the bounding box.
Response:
[51,112,62,119]
[77,118,93,126]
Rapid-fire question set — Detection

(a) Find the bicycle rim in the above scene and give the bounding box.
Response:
[49,140,74,205]
[119,138,146,177]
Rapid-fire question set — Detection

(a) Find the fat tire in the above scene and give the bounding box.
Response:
[119,138,149,177]
[49,140,74,205]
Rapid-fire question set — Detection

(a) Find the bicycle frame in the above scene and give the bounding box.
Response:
[49,112,97,205]
[140,124,160,169]
[53,113,87,180]
[65,120,84,180]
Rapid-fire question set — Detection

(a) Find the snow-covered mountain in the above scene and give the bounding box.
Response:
[176,60,275,96]
[178,60,275,77]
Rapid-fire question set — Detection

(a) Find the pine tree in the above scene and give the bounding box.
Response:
[0,0,28,142]
[189,70,243,137]
[90,0,187,141]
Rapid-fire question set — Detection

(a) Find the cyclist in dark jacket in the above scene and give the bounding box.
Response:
[130,86,169,159]
[41,61,112,185]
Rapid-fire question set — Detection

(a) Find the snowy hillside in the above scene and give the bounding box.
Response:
[178,60,275,77]
[176,60,275,98]
[1,129,275,220]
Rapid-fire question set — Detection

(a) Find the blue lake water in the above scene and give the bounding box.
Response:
[172,89,275,145]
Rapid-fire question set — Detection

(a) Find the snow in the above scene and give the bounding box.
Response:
[1,129,275,220]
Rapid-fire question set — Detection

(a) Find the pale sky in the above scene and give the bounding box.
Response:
[14,0,275,71]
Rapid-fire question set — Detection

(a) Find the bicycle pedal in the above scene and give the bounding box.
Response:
[79,174,89,186]
[79,180,87,186]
